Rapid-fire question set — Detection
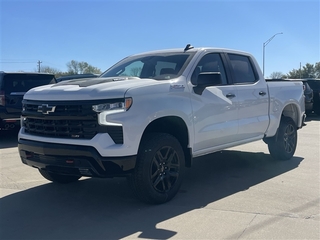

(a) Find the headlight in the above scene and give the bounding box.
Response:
[92,98,133,113]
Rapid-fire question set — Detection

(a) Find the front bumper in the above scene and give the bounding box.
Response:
[18,139,136,178]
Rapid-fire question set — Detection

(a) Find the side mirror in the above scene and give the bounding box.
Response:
[193,72,222,95]
[197,72,222,86]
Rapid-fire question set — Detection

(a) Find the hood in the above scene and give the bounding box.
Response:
[24,77,162,101]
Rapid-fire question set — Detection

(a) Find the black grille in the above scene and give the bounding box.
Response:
[24,103,92,115]
[24,117,98,139]
[22,100,124,143]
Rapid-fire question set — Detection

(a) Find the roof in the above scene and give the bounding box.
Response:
[128,46,252,58]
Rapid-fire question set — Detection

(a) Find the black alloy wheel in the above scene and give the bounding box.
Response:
[150,145,180,193]
[267,116,297,160]
[128,133,185,204]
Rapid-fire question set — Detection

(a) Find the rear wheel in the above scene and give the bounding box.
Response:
[267,117,297,161]
[39,169,81,183]
[128,133,185,204]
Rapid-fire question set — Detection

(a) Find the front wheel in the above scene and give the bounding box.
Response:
[267,117,297,161]
[39,169,81,183]
[128,133,185,204]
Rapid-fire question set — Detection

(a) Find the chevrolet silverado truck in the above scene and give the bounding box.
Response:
[18,45,305,204]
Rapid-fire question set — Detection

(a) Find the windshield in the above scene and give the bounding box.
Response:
[100,52,195,80]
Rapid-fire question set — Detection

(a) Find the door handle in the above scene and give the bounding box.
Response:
[226,93,236,98]
[259,91,267,96]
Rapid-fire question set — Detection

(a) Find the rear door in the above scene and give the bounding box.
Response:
[226,53,269,140]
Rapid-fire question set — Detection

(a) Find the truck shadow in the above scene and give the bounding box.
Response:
[0,150,303,240]
[0,128,19,149]
[305,113,320,122]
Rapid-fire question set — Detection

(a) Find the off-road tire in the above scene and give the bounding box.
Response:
[267,117,297,161]
[128,133,185,204]
[39,169,81,183]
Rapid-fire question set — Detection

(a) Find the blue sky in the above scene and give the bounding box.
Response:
[0,0,319,77]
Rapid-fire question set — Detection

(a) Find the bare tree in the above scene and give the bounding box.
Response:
[37,66,61,75]
[269,71,285,79]
[66,60,101,74]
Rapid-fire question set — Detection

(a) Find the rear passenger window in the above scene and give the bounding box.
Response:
[3,74,55,93]
[228,54,257,84]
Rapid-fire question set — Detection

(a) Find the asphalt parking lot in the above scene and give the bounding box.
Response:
[0,115,319,240]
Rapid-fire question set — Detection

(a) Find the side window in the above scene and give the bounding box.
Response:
[191,53,227,85]
[228,54,257,84]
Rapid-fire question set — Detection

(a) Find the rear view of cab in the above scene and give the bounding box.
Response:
[0,72,56,130]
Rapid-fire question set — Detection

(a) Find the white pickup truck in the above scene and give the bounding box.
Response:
[18,45,305,204]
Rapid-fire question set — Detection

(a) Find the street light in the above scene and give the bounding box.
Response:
[263,32,283,77]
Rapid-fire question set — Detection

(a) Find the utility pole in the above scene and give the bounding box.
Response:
[37,60,42,73]
[300,62,302,78]
[262,32,283,77]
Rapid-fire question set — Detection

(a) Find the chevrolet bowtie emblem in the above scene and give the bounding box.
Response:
[37,104,56,114]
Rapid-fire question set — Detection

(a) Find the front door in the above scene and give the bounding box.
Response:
[190,52,239,155]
